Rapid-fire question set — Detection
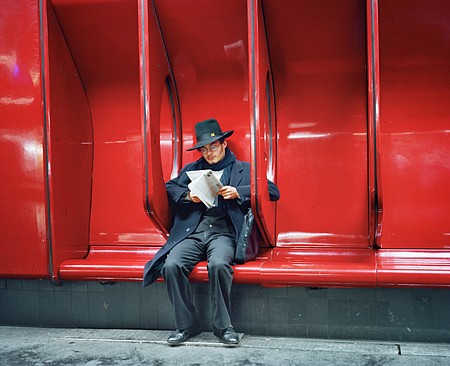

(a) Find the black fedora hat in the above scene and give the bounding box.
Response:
[187,118,234,151]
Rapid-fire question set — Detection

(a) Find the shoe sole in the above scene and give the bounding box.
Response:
[222,341,240,346]
[214,334,240,345]
[167,329,202,346]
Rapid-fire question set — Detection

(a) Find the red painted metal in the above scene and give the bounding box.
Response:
[139,0,181,235]
[153,0,251,164]
[51,0,166,247]
[60,246,271,283]
[377,0,450,249]
[3,0,450,288]
[263,248,377,288]
[264,0,370,248]
[60,246,377,288]
[366,0,382,248]
[0,0,49,277]
[248,0,278,246]
[45,0,93,280]
[60,246,157,282]
[377,250,450,287]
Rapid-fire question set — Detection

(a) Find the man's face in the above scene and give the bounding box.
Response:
[199,140,227,165]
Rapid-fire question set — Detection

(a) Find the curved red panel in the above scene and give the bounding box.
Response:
[52,0,166,247]
[248,0,278,246]
[45,0,93,278]
[154,0,250,163]
[264,0,370,248]
[139,0,181,234]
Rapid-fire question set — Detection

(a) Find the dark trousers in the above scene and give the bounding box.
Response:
[161,216,235,330]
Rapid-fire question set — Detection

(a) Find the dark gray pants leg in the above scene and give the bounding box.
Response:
[161,227,235,331]
[206,233,235,330]
[161,235,204,330]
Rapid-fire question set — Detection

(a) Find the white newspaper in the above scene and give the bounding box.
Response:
[186,169,223,208]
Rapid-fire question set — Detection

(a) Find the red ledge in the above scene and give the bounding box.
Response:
[377,249,450,287]
[58,246,450,288]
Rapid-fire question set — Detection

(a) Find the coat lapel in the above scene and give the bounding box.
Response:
[229,160,244,187]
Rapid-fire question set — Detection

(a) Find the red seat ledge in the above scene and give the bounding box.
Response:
[59,246,270,284]
[58,246,450,288]
[377,249,450,287]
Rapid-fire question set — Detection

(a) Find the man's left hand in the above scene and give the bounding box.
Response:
[218,186,240,200]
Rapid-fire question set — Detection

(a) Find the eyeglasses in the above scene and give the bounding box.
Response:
[199,142,221,154]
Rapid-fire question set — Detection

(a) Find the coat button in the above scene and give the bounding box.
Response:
[186,228,190,232]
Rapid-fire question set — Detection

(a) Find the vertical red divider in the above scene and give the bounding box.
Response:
[247,0,277,247]
[248,0,270,246]
[39,0,58,281]
[366,0,382,249]
[138,0,169,237]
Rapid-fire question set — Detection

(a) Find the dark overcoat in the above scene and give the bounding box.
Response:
[142,158,280,287]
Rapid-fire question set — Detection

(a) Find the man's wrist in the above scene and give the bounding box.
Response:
[182,191,191,202]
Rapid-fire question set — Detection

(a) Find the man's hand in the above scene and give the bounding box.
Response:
[188,192,202,203]
[218,186,240,200]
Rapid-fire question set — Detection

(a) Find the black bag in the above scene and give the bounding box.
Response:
[235,208,259,264]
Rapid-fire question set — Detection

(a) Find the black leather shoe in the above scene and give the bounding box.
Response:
[213,325,240,345]
[167,323,202,345]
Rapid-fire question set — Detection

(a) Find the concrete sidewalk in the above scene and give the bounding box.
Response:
[0,326,449,365]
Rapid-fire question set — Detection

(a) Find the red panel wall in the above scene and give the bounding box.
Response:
[52,0,166,247]
[264,0,369,247]
[46,1,93,271]
[378,0,450,249]
[154,0,251,164]
[0,1,49,277]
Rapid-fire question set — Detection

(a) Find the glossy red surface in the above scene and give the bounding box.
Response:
[0,0,49,277]
[45,0,93,279]
[154,0,251,164]
[51,0,166,247]
[378,0,450,249]
[61,246,450,288]
[3,0,450,287]
[61,246,375,287]
[139,0,180,234]
[366,0,382,247]
[264,0,370,248]
[60,246,271,283]
[248,0,278,246]
[377,250,450,287]
[263,248,377,287]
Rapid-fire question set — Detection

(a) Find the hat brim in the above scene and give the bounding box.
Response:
[186,130,234,151]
